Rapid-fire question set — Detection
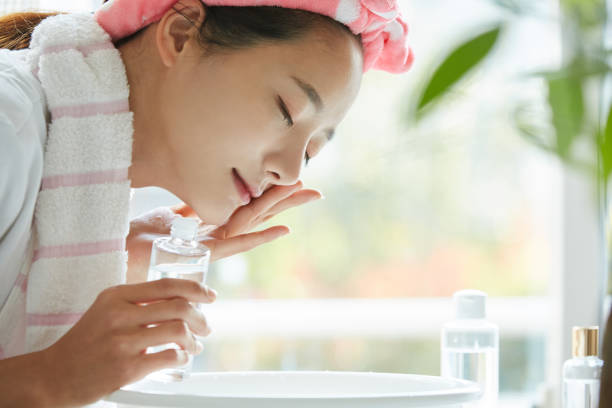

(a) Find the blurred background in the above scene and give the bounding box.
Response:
[3,0,610,406]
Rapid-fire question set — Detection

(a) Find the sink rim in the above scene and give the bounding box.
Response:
[103,370,482,407]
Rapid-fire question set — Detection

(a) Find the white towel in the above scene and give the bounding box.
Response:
[0,11,133,363]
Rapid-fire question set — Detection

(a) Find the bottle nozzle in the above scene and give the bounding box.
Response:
[572,326,599,358]
[171,216,199,241]
[453,289,487,319]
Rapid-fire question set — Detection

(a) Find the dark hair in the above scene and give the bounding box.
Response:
[0,11,64,50]
[0,2,361,55]
[179,3,360,54]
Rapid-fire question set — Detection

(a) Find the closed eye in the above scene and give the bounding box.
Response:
[276,96,312,166]
[277,96,294,127]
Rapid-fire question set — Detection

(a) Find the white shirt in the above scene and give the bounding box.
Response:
[0,48,49,309]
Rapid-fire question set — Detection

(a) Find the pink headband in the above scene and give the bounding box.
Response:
[94,0,414,73]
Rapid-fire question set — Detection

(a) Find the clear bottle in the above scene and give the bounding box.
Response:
[562,326,603,408]
[441,289,499,407]
[145,216,211,382]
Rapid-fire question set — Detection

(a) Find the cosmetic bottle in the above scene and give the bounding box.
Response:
[146,216,211,382]
[441,289,499,407]
[562,326,603,408]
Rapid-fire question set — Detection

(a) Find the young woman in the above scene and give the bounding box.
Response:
[0,0,412,405]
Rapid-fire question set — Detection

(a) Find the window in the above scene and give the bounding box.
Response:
[8,0,605,406]
[128,1,564,406]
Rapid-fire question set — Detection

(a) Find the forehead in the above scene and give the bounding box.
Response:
[211,27,363,112]
[283,28,363,111]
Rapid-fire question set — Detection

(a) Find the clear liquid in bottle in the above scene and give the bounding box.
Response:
[440,290,499,407]
[145,216,211,382]
[441,344,498,407]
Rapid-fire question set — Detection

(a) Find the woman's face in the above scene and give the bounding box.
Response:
[130,3,363,226]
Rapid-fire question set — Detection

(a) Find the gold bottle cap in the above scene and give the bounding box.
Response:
[572,326,599,358]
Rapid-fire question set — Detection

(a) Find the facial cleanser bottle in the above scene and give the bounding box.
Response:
[441,289,499,407]
[562,326,603,408]
[146,216,211,382]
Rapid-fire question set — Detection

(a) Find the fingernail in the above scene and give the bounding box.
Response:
[208,287,218,299]
[196,340,204,354]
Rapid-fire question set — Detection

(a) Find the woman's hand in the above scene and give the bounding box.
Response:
[179,180,323,258]
[126,181,322,283]
[39,278,216,407]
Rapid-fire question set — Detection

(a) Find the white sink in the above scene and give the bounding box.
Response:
[103,370,481,407]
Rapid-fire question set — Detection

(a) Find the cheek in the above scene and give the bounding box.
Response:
[203,102,280,157]
[162,70,282,184]
[166,101,279,192]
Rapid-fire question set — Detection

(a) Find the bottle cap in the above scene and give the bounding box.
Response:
[170,216,199,241]
[572,326,599,358]
[453,289,487,319]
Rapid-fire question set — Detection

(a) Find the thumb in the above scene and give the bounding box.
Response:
[170,202,198,218]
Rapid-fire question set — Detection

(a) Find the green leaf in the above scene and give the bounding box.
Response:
[416,25,503,116]
[546,74,584,159]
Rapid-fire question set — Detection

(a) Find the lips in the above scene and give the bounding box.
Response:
[232,168,253,204]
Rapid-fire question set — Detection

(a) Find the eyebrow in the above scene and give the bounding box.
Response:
[291,76,323,113]
[291,76,335,142]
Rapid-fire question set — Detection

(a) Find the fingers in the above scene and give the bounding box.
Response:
[131,297,212,337]
[259,189,322,221]
[224,182,303,236]
[208,226,290,262]
[250,181,304,216]
[140,348,191,373]
[108,278,217,305]
[135,320,202,356]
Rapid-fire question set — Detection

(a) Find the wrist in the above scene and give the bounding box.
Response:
[0,349,59,407]
[34,347,71,407]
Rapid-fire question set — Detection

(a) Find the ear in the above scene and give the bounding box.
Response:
[156,0,206,68]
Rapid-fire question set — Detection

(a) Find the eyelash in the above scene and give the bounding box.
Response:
[278,96,310,166]
[278,96,294,127]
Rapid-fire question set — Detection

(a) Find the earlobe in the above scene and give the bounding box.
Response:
[155,0,206,68]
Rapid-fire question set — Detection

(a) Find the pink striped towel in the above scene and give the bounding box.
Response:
[0,12,133,359]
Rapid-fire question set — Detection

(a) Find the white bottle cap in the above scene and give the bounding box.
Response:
[171,216,199,241]
[453,289,487,319]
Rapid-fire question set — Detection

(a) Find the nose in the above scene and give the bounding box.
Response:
[263,140,305,186]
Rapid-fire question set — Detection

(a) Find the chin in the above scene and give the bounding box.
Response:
[206,201,242,227]
[217,207,235,226]
[188,184,243,226]
[204,208,232,227]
